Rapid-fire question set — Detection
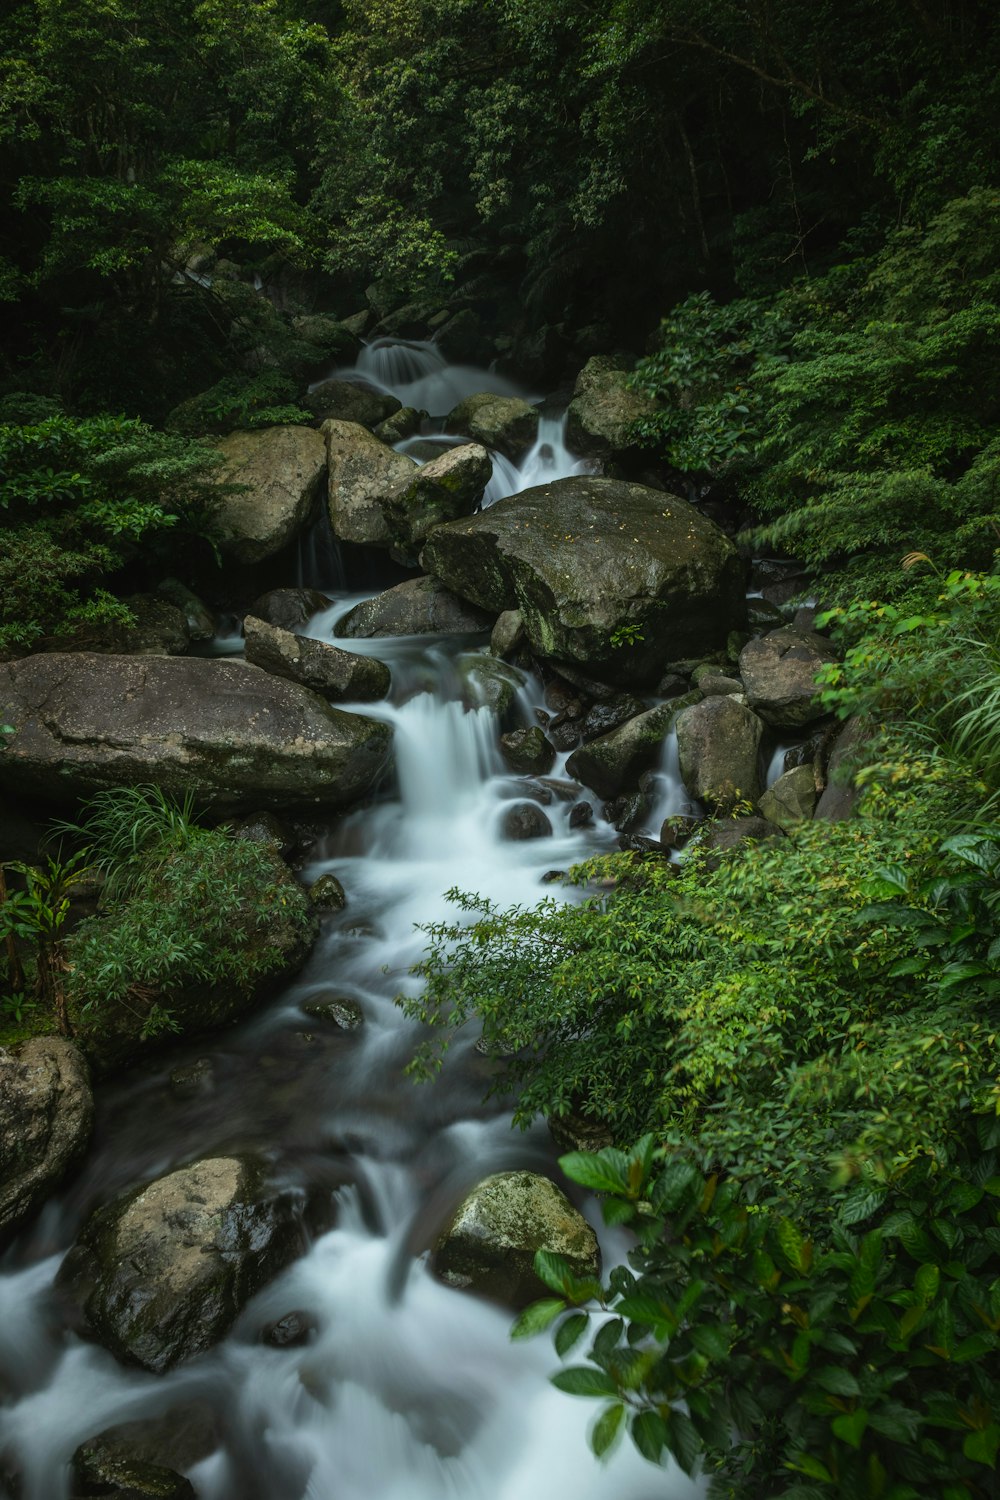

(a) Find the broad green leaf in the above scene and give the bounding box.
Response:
[963,1423,1000,1467]
[533,1250,575,1295]
[551,1366,618,1398]
[831,1408,869,1447]
[814,1366,861,1397]
[511,1298,565,1340]
[631,1409,667,1463]
[554,1313,589,1357]
[591,1402,625,1458]
[558,1148,631,1195]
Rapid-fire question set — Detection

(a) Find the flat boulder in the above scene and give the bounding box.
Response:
[421,477,745,686]
[215,426,326,565]
[565,356,661,461]
[0,654,392,814]
[305,379,401,429]
[58,1156,306,1373]
[384,443,492,562]
[676,696,765,811]
[445,393,539,460]
[433,1170,600,1308]
[739,627,839,729]
[335,576,493,638]
[243,616,390,701]
[323,419,416,547]
[0,1037,93,1241]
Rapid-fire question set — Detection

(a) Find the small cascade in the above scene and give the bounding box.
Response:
[511,413,588,493]
[765,742,791,788]
[350,338,527,415]
[297,503,346,592]
[646,727,699,836]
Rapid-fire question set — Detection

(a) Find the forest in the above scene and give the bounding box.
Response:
[1,1,999,1497]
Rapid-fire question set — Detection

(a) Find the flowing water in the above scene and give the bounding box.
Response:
[0,345,707,1498]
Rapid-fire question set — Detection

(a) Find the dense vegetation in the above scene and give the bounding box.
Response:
[1,0,999,1492]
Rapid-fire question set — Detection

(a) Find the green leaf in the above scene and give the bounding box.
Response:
[558,1148,631,1195]
[814,1367,861,1397]
[831,1408,869,1447]
[631,1409,667,1463]
[690,1324,730,1361]
[533,1250,576,1295]
[788,1452,834,1481]
[591,1402,625,1458]
[551,1367,619,1398]
[963,1424,1000,1467]
[554,1313,589,1358]
[511,1298,566,1340]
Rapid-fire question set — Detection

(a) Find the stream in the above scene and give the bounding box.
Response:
[0,342,711,1500]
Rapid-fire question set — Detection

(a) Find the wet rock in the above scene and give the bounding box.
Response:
[566,701,676,801]
[490,609,525,659]
[655,671,689,698]
[308,873,346,910]
[301,996,363,1030]
[0,1037,93,1241]
[373,406,425,445]
[676,696,764,812]
[500,727,555,776]
[569,801,594,829]
[168,1059,214,1100]
[747,598,787,631]
[0,655,393,815]
[618,833,664,854]
[216,426,326,565]
[580,694,647,741]
[384,443,492,562]
[261,1310,317,1348]
[97,595,191,656]
[696,673,744,697]
[247,587,330,633]
[603,790,653,833]
[72,1440,195,1499]
[335,576,493,638]
[306,379,401,429]
[444,393,539,460]
[759,764,818,830]
[501,802,552,841]
[547,1112,614,1154]
[434,1170,600,1308]
[540,869,566,884]
[659,814,701,849]
[228,810,296,857]
[456,653,524,718]
[59,1156,307,1373]
[564,356,661,462]
[323,418,417,547]
[434,308,488,364]
[243,615,391,702]
[421,476,746,687]
[155,580,215,641]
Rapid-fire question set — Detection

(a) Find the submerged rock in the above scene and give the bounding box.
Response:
[58,1156,307,1374]
[215,425,326,565]
[72,1440,195,1499]
[434,1170,600,1308]
[421,476,745,686]
[0,654,393,815]
[301,996,363,1030]
[0,1037,93,1241]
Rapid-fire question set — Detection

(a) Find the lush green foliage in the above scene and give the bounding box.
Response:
[0,414,224,650]
[514,1137,1000,1498]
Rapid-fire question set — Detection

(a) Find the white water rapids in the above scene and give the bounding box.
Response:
[0,343,709,1498]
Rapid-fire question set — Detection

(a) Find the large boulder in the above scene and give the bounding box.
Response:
[0,654,392,814]
[445,393,539,460]
[676,696,765,811]
[433,1171,600,1308]
[420,477,745,687]
[566,700,680,800]
[305,379,400,429]
[335,576,493,638]
[323,419,416,547]
[215,426,326,565]
[0,1037,93,1241]
[383,443,492,562]
[739,627,839,730]
[243,616,390,701]
[246,587,330,632]
[759,764,819,830]
[564,356,661,462]
[58,1157,307,1373]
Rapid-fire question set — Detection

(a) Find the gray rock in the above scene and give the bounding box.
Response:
[384,443,492,561]
[434,1170,600,1308]
[564,355,661,461]
[72,1439,195,1499]
[0,1037,93,1240]
[501,803,552,840]
[306,380,401,429]
[445,394,539,460]
[565,701,678,800]
[323,419,417,547]
[759,764,819,830]
[228,811,295,856]
[246,587,330,632]
[420,477,745,687]
[696,673,744,697]
[676,696,764,811]
[739,627,839,730]
[0,654,393,814]
[216,426,326,565]
[155,580,215,641]
[580,694,647,741]
[700,815,785,861]
[335,576,493,638]
[243,616,391,702]
[373,406,425,445]
[814,717,874,821]
[456,653,524,717]
[58,1156,306,1372]
[500,727,555,776]
[301,996,363,1030]
[490,609,525,659]
[434,308,487,364]
[104,596,191,656]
